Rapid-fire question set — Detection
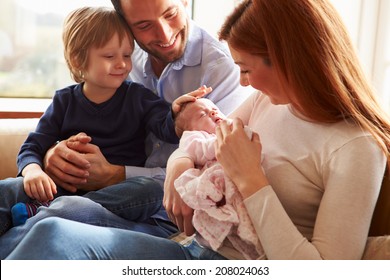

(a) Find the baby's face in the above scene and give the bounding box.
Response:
[184,98,226,134]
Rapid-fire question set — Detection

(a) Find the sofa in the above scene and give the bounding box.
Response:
[0,117,388,258]
[0,118,39,179]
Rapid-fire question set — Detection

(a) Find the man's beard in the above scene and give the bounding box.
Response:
[136,25,188,66]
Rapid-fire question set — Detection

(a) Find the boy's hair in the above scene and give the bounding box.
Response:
[63,6,134,83]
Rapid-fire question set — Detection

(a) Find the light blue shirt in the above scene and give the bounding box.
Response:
[125,21,252,183]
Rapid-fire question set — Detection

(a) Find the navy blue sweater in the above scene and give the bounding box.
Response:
[17,81,178,174]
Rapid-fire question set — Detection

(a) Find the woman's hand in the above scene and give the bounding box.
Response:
[215,118,269,199]
[164,156,195,236]
[171,85,212,116]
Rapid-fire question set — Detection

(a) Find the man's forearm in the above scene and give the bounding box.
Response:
[76,164,125,191]
[105,164,126,186]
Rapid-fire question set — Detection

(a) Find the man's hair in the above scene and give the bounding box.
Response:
[111,0,124,16]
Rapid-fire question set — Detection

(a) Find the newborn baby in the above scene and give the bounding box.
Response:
[174,98,264,260]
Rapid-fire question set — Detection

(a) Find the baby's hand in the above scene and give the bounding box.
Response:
[23,164,57,202]
[172,85,212,116]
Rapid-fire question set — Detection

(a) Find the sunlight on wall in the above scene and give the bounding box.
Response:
[192,0,236,38]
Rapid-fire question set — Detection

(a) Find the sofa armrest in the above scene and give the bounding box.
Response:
[0,118,39,179]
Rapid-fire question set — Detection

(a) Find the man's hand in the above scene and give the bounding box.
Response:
[69,141,125,191]
[44,133,92,193]
[44,132,125,192]
[164,157,195,235]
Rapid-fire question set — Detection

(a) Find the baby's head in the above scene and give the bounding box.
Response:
[175,98,226,137]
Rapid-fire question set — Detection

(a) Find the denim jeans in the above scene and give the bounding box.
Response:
[0,177,178,259]
[0,176,167,235]
[6,217,226,260]
[185,239,227,260]
[0,177,29,235]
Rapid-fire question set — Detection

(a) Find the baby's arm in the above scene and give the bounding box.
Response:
[22,163,57,202]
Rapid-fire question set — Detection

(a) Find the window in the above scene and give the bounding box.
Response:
[373,0,390,110]
[1,0,389,110]
[330,0,390,111]
[0,0,111,100]
[193,0,390,111]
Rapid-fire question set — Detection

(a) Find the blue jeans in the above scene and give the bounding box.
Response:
[0,177,178,259]
[5,217,227,260]
[0,176,168,235]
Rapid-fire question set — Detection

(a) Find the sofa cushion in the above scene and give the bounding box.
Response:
[369,173,390,236]
[0,118,39,179]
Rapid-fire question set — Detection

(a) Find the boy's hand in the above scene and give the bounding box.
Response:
[171,85,212,116]
[22,163,57,202]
